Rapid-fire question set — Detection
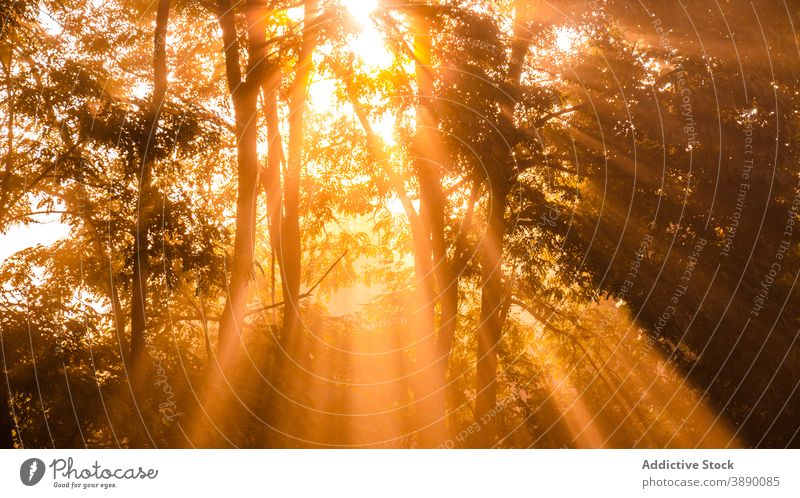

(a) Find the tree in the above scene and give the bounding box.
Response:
[213,0,265,362]
[129,0,171,407]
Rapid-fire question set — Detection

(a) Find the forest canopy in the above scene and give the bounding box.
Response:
[1,0,799,448]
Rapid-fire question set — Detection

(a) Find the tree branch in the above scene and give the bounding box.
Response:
[245,250,347,316]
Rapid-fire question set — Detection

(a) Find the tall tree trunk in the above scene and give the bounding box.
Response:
[473,0,534,445]
[130,0,170,402]
[429,187,458,445]
[182,0,268,448]
[261,66,285,307]
[280,0,319,341]
[215,0,265,362]
[410,9,449,447]
[474,181,508,445]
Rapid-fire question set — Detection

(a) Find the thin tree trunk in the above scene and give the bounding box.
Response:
[410,9,449,447]
[215,0,263,362]
[261,65,285,306]
[474,182,508,445]
[183,0,266,448]
[430,204,457,444]
[215,94,260,362]
[79,205,128,361]
[130,0,170,403]
[280,0,319,341]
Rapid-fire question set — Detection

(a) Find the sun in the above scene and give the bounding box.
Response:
[308,0,396,137]
[340,0,393,70]
[342,0,379,28]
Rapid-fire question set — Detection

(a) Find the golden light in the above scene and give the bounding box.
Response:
[130,81,150,100]
[0,217,70,264]
[386,197,405,216]
[0,196,71,265]
[309,76,338,113]
[342,0,379,28]
[341,0,393,70]
[10,0,761,454]
[351,28,394,69]
[306,1,393,119]
[555,26,580,53]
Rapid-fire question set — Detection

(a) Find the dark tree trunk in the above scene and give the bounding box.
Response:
[213,0,287,361]
[130,0,170,402]
[429,189,458,445]
[475,182,508,445]
[215,0,262,362]
[216,89,260,361]
[472,0,534,446]
[0,351,15,448]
